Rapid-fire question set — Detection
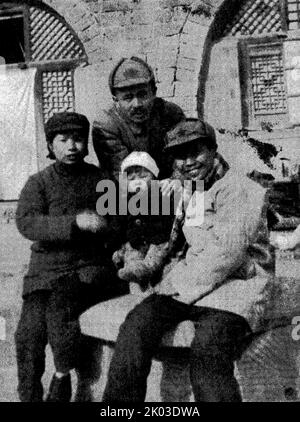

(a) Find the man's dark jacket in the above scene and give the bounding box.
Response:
[92,97,185,179]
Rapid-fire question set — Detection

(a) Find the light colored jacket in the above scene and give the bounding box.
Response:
[159,169,275,332]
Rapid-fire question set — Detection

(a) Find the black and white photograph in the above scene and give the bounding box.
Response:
[0,0,300,406]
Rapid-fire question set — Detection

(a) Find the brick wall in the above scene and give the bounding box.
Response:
[36,0,225,117]
[36,0,300,161]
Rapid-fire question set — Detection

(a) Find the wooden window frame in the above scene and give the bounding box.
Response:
[239,35,288,130]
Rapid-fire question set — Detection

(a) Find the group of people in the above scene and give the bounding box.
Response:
[14,56,297,403]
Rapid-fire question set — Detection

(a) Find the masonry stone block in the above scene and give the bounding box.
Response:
[177,56,198,71]
[173,94,198,115]
[98,11,128,27]
[159,0,193,8]
[188,11,211,24]
[175,67,195,82]
[157,66,176,80]
[67,5,87,24]
[84,22,101,40]
[102,0,134,13]
[157,81,175,97]
[85,35,103,53]
[85,0,100,14]
[288,96,300,126]
[284,40,300,68]
[175,81,197,98]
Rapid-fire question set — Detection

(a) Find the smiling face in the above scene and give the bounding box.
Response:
[49,131,87,165]
[125,165,155,193]
[172,140,216,182]
[113,84,155,125]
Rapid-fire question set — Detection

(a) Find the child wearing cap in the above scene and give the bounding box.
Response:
[112,151,178,294]
[15,112,126,402]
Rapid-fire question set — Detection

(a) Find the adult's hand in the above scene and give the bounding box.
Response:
[76,211,108,233]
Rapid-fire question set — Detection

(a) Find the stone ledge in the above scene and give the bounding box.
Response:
[80,294,196,348]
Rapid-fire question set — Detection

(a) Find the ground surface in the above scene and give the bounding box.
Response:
[1,221,300,402]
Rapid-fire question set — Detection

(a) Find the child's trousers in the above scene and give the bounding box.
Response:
[15,271,127,402]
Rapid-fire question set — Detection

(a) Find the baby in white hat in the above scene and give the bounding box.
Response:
[113,151,175,295]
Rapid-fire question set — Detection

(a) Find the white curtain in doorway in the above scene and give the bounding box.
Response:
[0,67,38,200]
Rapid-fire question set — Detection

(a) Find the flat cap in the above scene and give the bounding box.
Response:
[109,56,155,92]
[45,112,90,141]
[165,118,217,151]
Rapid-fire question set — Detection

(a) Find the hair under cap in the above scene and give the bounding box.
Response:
[45,112,90,144]
[165,118,217,151]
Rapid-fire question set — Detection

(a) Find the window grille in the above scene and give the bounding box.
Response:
[29,6,85,62]
[287,0,300,29]
[42,70,75,122]
[223,0,283,36]
[248,44,287,117]
[1,3,87,123]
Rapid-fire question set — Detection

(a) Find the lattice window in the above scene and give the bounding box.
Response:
[223,0,283,36]
[42,70,75,122]
[287,0,300,29]
[29,6,85,62]
[249,44,287,118]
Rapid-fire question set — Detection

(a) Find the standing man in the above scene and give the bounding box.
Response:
[92,56,185,180]
[102,118,276,402]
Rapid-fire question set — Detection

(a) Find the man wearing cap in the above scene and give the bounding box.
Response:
[92,56,185,180]
[103,118,275,402]
[15,112,127,402]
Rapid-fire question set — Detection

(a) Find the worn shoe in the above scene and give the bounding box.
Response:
[45,373,72,402]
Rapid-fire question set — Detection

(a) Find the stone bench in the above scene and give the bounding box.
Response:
[79,248,300,402]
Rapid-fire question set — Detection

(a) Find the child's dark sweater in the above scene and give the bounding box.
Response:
[16,161,114,296]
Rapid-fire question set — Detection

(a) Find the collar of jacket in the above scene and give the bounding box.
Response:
[204,152,230,191]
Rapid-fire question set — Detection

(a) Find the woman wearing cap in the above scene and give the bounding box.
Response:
[15,112,127,402]
[102,118,276,402]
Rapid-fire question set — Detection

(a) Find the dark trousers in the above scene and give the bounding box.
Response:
[103,294,253,402]
[15,272,128,402]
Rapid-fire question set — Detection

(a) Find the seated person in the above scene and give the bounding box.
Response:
[102,118,275,403]
[15,112,127,403]
[113,151,181,294]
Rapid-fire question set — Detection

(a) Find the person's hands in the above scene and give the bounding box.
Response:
[76,211,108,233]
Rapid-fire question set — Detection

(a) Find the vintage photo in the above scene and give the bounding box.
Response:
[0,0,300,403]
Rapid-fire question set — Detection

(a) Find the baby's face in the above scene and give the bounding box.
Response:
[126,166,155,193]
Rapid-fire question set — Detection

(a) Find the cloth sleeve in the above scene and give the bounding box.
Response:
[16,175,77,242]
[167,184,268,304]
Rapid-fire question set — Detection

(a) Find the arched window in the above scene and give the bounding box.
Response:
[0,1,87,122]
